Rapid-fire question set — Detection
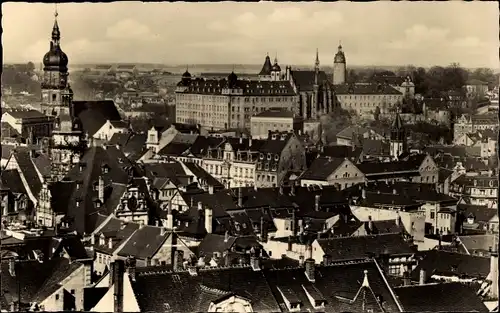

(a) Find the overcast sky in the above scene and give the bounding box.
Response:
[2,2,498,68]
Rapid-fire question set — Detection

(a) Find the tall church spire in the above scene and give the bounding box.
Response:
[52,4,60,44]
[315,48,320,68]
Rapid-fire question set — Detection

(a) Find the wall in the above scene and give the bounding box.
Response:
[39,264,87,311]
[327,160,366,190]
[91,273,141,312]
[251,117,295,140]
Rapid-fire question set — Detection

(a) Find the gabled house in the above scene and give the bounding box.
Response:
[92,120,129,142]
[300,157,366,189]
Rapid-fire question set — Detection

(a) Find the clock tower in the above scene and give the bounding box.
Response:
[41,9,86,180]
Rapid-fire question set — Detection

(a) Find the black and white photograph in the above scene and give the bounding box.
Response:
[1,1,498,312]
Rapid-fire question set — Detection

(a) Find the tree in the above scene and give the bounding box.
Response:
[347,69,359,84]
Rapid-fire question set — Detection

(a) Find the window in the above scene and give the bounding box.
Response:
[71,289,75,295]
[430,212,435,219]
[55,294,60,300]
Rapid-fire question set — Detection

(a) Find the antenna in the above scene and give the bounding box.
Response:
[54,3,59,19]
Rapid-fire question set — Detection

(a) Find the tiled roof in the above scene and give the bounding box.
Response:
[32,153,52,178]
[177,77,296,96]
[117,225,171,259]
[183,162,223,188]
[438,168,454,183]
[363,220,406,235]
[394,283,488,312]
[188,136,224,158]
[64,146,132,234]
[198,233,237,260]
[337,126,377,140]
[157,141,191,156]
[254,108,296,118]
[72,100,122,137]
[265,260,400,312]
[131,266,281,312]
[356,154,426,176]
[290,70,331,92]
[51,235,90,261]
[458,205,498,223]
[259,55,273,75]
[95,222,139,255]
[317,233,415,262]
[0,169,27,194]
[334,83,402,95]
[321,145,363,161]
[32,259,83,303]
[360,138,390,156]
[411,250,490,281]
[0,258,79,306]
[300,157,346,181]
[5,109,46,119]
[49,181,77,214]
[458,234,499,254]
[13,149,42,198]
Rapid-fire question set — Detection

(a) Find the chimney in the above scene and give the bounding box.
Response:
[98,176,105,203]
[260,216,266,241]
[368,216,373,232]
[290,183,296,196]
[403,271,411,286]
[238,187,243,207]
[173,250,184,271]
[393,188,397,195]
[298,219,304,234]
[239,136,243,144]
[205,206,213,234]
[224,251,230,267]
[224,231,229,243]
[125,257,136,282]
[109,262,115,286]
[323,254,331,266]
[208,185,214,194]
[249,138,252,147]
[361,188,366,199]
[490,250,498,298]
[299,255,305,266]
[91,234,96,245]
[113,260,125,313]
[419,269,426,285]
[166,201,174,229]
[160,227,167,236]
[108,238,113,249]
[438,231,443,250]
[305,259,315,282]
[315,195,320,211]
[279,185,284,195]
[287,235,293,251]
[8,259,15,277]
[198,201,203,211]
[250,255,261,271]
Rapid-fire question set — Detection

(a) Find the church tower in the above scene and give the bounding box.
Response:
[311,49,320,120]
[41,9,86,180]
[270,54,282,81]
[390,108,407,160]
[333,44,346,85]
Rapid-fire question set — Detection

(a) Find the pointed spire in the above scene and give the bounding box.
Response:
[274,51,278,64]
[315,48,320,68]
[52,3,61,43]
[338,40,342,50]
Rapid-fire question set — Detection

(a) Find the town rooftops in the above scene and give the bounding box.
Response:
[316,233,415,262]
[300,157,347,181]
[4,109,47,119]
[290,70,331,92]
[117,225,171,260]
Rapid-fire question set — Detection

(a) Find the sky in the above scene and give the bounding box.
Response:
[2,2,499,68]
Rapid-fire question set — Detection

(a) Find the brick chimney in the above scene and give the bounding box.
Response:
[250,255,261,271]
[237,187,243,207]
[108,238,113,249]
[166,200,173,229]
[315,195,320,211]
[368,215,373,233]
[361,188,366,199]
[205,205,213,234]
[224,231,229,243]
[403,271,411,286]
[8,258,15,277]
[113,260,125,313]
[125,257,136,282]
[305,259,315,282]
[490,249,498,298]
[323,254,331,266]
[208,185,214,195]
[419,269,426,285]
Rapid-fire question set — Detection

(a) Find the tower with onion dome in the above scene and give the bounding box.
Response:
[333,43,346,85]
[41,9,85,180]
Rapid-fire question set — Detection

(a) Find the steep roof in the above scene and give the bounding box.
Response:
[411,250,490,281]
[0,169,27,194]
[13,149,42,198]
[5,109,46,119]
[300,157,346,181]
[394,283,488,313]
[63,146,131,234]
[317,233,415,262]
[177,77,296,96]
[72,100,122,136]
[259,55,273,76]
[290,70,330,92]
[117,225,171,259]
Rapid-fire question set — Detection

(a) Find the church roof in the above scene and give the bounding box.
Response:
[259,55,273,76]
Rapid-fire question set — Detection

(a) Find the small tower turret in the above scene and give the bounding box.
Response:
[390,106,406,160]
[333,43,346,85]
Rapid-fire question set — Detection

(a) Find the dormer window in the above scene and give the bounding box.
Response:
[274,154,279,161]
[267,153,271,160]
[260,153,264,160]
[102,165,110,174]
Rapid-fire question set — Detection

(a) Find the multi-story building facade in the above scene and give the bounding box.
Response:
[175,69,299,131]
[250,108,303,139]
[334,83,404,119]
[453,113,498,142]
[449,174,498,209]
[1,110,55,143]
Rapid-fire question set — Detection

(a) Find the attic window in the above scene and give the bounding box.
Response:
[274,154,279,161]
[267,153,271,160]
[102,165,110,174]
